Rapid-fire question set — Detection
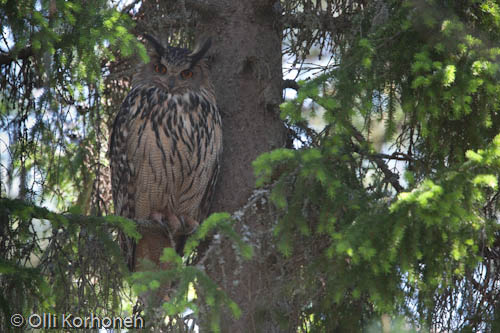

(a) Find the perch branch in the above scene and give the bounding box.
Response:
[0,198,176,237]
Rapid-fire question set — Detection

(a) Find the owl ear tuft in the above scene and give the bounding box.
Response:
[189,38,212,67]
[143,34,166,56]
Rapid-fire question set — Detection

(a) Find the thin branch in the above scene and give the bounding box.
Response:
[283,79,300,91]
[120,0,141,14]
[0,36,72,66]
[0,47,33,66]
[282,11,351,33]
[350,125,405,193]
[483,190,500,215]
[285,80,406,192]
[372,152,414,162]
[0,198,178,237]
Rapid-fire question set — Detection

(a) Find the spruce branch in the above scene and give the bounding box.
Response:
[371,152,414,162]
[283,79,300,91]
[282,11,351,33]
[0,47,34,66]
[120,0,141,14]
[0,198,172,238]
[349,125,405,193]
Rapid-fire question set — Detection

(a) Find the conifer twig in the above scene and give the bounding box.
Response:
[349,125,404,193]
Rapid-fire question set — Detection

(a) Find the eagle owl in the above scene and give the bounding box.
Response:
[110,35,222,272]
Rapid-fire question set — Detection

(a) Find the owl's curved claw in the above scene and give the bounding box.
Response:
[152,211,181,235]
[151,211,198,236]
[179,215,198,235]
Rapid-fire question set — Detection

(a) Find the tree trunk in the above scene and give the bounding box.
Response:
[194,0,287,331]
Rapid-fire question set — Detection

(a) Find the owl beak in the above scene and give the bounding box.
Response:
[168,77,175,91]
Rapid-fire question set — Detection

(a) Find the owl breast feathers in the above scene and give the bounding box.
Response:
[110,35,222,270]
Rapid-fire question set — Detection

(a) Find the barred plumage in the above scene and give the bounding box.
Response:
[110,35,222,272]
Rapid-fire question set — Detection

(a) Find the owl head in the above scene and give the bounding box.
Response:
[132,34,213,94]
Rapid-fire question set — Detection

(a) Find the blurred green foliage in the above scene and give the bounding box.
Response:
[1,0,500,332]
[0,0,149,329]
[0,0,250,331]
[0,197,138,331]
[256,0,500,331]
[130,213,249,332]
[0,0,147,210]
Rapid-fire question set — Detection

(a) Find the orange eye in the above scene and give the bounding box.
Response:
[180,70,193,79]
[154,64,167,74]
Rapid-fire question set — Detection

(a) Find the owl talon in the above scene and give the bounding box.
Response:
[179,216,186,232]
[151,211,181,235]
[179,215,198,235]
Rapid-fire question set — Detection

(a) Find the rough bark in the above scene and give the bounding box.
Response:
[201,189,291,332]
[195,0,285,213]
[193,0,287,331]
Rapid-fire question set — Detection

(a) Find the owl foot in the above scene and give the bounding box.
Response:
[151,211,181,237]
[151,212,198,236]
[179,215,199,235]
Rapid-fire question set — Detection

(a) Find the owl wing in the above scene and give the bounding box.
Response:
[173,99,222,255]
[203,103,223,220]
[110,94,131,216]
[110,88,141,270]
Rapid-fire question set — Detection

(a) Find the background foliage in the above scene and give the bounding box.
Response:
[0,0,499,332]
[260,0,500,331]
